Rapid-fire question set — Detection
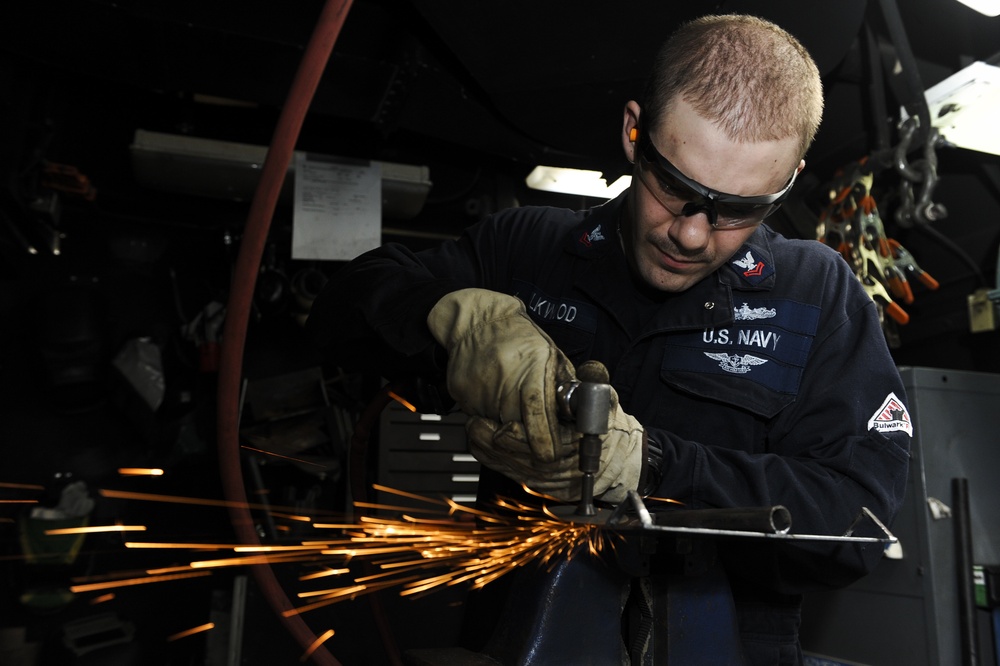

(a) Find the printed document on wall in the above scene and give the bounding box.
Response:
[292,153,381,260]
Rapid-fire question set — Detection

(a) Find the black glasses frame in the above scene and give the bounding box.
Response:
[635,130,798,228]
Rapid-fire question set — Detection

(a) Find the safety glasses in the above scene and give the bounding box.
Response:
[635,131,798,229]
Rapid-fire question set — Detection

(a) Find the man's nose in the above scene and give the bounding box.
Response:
[668,210,713,251]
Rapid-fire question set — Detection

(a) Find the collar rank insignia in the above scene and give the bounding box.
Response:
[733,250,764,276]
[579,223,605,246]
[729,247,774,286]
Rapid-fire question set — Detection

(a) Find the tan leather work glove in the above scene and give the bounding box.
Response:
[466,389,645,504]
[427,288,575,462]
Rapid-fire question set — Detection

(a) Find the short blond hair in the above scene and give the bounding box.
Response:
[641,15,823,159]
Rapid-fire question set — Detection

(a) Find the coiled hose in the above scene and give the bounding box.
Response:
[216,1,353,663]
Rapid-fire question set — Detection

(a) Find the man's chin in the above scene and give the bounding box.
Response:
[642,267,697,293]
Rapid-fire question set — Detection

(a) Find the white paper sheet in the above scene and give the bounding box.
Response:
[292,153,381,261]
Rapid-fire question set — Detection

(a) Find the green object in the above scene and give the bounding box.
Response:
[18,515,89,566]
[975,566,987,608]
[19,586,76,612]
[974,565,1000,609]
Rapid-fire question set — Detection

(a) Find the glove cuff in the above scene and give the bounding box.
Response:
[595,414,645,504]
[639,433,664,496]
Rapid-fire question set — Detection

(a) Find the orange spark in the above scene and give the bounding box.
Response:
[72,569,153,584]
[241,445,327,468]
[372,484,451,506]
[309,524,362,530]
[125,542,237,550]
[352,501,445,514]
[233,544,328,553]
[299,629,335,662]
[70,571,211,593]
[521,484,566,502]
[387,391,417,412]
[270,512,313,522]
[99,488,337,518]
[145,565,195,575]
[296,584,367,599]
[0,481,44,490]
[89,593,115,604]
[167,622,215,641]
[645,495,685,506]
[188,552,324,569]
[45,525,147,536]
[117,468,164,476]
[299,568,350,581]
[284,578,416,616]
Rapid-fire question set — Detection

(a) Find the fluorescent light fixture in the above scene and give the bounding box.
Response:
[918,61,1000,156]
[129,130,433,219]
[955,0,1000,16]
[525,165,631,199]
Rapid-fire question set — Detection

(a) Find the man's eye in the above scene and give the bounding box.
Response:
[720,203,762,217]
[655,177,689,199]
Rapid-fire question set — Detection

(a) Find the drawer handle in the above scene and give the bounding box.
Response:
[451,453,477,463]
[451,494,477,503]
[420,414,443,422]
[419,433,441,441]
[451,474,480,483]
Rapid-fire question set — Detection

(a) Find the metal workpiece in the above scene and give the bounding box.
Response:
[548,492,897,545]
[597,492,898,545]
[642,505,792,535]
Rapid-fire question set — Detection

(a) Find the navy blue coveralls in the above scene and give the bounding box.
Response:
[306,193,912,664]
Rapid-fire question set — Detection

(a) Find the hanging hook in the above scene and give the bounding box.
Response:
[893,117,947,227]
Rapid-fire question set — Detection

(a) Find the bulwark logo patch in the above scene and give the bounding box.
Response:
[868,392,913,436]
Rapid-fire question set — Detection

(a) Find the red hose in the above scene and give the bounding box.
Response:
[216,1,353,664]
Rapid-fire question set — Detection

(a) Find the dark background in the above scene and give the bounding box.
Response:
[0,0,998,664]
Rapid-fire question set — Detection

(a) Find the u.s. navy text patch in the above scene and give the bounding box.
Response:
[662,298,820,394]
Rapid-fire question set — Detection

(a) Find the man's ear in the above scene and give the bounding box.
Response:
[622,101,641,163]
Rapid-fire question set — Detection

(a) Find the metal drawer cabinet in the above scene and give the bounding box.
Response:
[376,404,479,513]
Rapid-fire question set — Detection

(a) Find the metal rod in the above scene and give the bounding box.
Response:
[953,477,979,666]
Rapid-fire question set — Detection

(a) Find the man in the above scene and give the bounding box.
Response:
[307,14,911,664]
